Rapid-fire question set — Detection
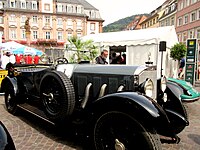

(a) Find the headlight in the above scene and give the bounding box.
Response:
[138,78,154,97]
[161,76,167,92]
[144,78,154,97]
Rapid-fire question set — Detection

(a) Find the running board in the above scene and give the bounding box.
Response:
[18,103,55,125]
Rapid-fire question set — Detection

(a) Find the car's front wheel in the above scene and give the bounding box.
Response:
[94,111,161,150]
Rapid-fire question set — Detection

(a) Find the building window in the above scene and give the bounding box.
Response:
[160,21,164,27]
[21,16,26,23]
[68,32,72,38]
[197,29,200,39]
[153,18,155,24]
[0,16,3,24]
[57,18,63,25]
[0,31,3,38]
[189,30,194,38]
[32,1,37,10]
[77,6,82,13]
[180,1,184,10]
[182,32,187,43]
[10,15,16,22]
[57,4,63,12]
[171,3,176,10]
[184,15,188,24]
[171,17,174,25]
[90,10,96,18]
[21,29,26,39]
[77,32,82,37]
[191,0,197,4]
[178,17,182,26]
[77,20,82,27]
[57,31,63,40]
[21,0,26,9]
[185,0,190,7]
[33,31,38,39]
[178,34,181,42]
[10,29,16,39]
[165,19,169,26]
[90,23,95,31]
[0,2,3,9]
[191,12,196,22]
[67,5,72,13]
[198,9,200,20]
[45,16,50,25]
[45,32,50,39]
[44,4,50,11]
[32,16,37,23]
[67,19,73,26]
[10,0,16,8]
[150,20,153,26]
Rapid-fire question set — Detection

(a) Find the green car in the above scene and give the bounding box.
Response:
[168,78,200,102]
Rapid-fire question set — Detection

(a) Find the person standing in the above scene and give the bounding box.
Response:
[95,49,108,64]
[33,55,40,64]
[25,54,32,64]
[15,54,23,64]
[1,52,10,69]
[178,57,185,78]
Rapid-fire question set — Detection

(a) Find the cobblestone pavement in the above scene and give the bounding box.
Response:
[1,86,200,150]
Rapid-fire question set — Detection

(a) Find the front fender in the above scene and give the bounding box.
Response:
[165,81,188,119]
[1,77,18,95]
[89,92,175,137]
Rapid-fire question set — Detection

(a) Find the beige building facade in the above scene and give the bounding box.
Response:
[140,5,164,29]
[0,0,104,51]
[159,0,177,28]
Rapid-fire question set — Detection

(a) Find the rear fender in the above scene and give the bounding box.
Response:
[1,77,18,95]
[89,92,175,137]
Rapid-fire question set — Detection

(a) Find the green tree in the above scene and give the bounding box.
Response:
[170,43,187,61]
[66,36,98,63]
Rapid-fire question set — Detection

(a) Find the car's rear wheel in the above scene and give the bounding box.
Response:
[4,81,19,115]
[40,71,75,122]
[94,111,161,150]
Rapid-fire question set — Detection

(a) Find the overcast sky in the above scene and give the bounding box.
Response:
[86,0,166,26]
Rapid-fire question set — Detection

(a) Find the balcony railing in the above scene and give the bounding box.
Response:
[36,39,57,45]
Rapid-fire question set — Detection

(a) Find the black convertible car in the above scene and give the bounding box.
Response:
[1,62,189,150]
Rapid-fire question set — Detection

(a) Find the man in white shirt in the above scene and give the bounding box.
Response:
[1,52,10,69]
[9,53,16,64]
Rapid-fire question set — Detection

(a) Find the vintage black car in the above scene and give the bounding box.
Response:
[1,62,189,150]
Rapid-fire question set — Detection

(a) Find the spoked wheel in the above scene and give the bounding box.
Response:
[4,82,19,115]
[40,71,75,121]
[94,111,161,150]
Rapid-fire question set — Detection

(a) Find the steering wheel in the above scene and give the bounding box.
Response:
[56,57,68,64]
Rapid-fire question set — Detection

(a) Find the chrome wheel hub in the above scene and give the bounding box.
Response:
[115,139,125,150]
[43,93,54,101]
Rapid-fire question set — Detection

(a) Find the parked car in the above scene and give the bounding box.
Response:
[0,121,16,150]
[1,62,189,150]
[168,77,200,102]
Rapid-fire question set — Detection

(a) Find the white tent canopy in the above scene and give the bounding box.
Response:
[82,26,178,48]
[82,26,179,78]
[0,41,25,51]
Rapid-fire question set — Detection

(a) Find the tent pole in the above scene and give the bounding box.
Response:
[161,51,163,77]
